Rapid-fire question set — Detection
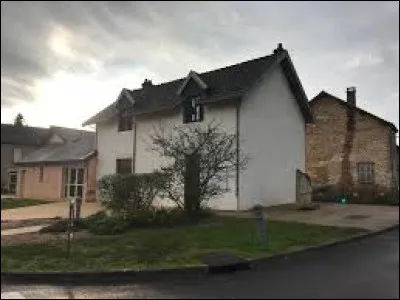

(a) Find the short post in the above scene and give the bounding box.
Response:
[75,197,82,220]
[67,198,76,259]
[253,205,267,247]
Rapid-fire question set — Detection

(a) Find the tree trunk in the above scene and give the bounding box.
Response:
[184,154,200,215]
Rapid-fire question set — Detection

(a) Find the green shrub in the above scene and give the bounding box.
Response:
[98,172,167,216]
[82,207,214,235]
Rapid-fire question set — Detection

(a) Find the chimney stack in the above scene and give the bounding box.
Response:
[273,43,284,54]
[346,87,356,107]
[142,79,153,89]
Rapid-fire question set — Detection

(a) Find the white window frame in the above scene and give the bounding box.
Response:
[8,171,18,195]
[64,168,85,198]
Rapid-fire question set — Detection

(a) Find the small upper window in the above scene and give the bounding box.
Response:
[118,112,133,132]
[183,96,203,124]
[357,162,374,184]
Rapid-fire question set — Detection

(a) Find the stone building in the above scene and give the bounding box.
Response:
[306,87,398,202]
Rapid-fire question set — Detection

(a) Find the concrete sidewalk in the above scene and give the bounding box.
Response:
[1,202,102,221]
[1,225,49,236]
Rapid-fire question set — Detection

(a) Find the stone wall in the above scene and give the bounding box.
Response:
[306,96,394,202]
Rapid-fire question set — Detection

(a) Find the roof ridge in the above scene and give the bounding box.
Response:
[1,123,50,131]
[130,54,272,92]
[49,125,94,133]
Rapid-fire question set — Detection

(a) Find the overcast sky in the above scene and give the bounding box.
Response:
[1,1,399,134]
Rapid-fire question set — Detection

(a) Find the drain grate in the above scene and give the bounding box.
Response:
[344,214,370,220]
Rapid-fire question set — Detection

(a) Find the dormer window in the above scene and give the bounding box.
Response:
[183,96,204,124]
[118,112,133,132]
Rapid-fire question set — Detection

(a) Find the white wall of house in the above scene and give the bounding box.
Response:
[96,117,134,180]
[135,102,238,210]
[239,65,306,209]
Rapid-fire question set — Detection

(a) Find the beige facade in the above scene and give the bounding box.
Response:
[17,155,97,202]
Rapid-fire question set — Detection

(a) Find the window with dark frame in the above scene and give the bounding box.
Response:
[116,158,132,174]
[183,96,204,124]
[39,166,44,183]
[357,162,374,184]
[118,112,133,132]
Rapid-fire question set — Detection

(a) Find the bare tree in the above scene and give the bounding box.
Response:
[13,113,25,126]
[149,121,249,214]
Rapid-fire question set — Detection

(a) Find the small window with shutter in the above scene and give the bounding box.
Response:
[183,96,204,124]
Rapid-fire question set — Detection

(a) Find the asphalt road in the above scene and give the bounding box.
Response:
[2,228,399,299]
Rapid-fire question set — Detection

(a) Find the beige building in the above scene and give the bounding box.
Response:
[306,88,399,203]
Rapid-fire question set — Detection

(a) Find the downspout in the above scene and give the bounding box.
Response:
[132,117,137,174]
[236,100,241,211]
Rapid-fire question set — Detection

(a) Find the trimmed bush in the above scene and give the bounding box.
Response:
[98,172,167,216]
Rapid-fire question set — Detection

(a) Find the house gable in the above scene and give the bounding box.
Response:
[177,71,208,97]
[310,91,397,133]
[46,133,65,145]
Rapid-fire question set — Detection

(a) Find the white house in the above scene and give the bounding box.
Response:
[83,43,314,210]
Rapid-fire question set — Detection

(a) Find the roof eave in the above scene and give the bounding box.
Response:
[277,51,314,124]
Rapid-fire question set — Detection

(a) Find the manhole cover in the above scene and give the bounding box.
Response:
[345,214,370,220]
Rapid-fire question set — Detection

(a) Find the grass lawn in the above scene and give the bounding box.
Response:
[1,218,363,272]
[1,198,49,210]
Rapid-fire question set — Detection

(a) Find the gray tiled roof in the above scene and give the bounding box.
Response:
[16,127,96,164]
[83,44,313,125]
[1,124,50,145]
[83,54,275,125]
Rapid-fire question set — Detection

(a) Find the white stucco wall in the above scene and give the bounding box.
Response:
[135,103,238,210]
[96,117,134,180]
[239,65,306,209]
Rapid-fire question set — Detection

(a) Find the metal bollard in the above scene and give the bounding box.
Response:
[253,205,267,247]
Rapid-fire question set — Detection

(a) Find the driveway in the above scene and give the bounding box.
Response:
[220,203,399,231]
[2,228,398,299]
[265,203,399,231]
[1,201,103,221]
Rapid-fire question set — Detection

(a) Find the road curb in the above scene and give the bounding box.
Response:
[250,223,399,268]
[2,224,398,285]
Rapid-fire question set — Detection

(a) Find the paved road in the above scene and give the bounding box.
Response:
[2,228,399,299]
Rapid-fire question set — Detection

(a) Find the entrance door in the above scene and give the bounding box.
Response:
[64,168,85,199]
[8,171,18,195]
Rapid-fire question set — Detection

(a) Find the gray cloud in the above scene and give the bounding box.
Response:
[1,1,399,129]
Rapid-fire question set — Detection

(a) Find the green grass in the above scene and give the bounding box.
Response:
[1,198,49,210]
[1,218,363,272]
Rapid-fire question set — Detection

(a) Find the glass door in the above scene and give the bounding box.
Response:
[64,168,85,198]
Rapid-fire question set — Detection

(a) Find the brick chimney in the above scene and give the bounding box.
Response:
[273,43,284,54]
[142,79,152,89]
[346,87,356,107]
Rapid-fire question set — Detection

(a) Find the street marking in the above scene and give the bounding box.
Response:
[1,292,26,299]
